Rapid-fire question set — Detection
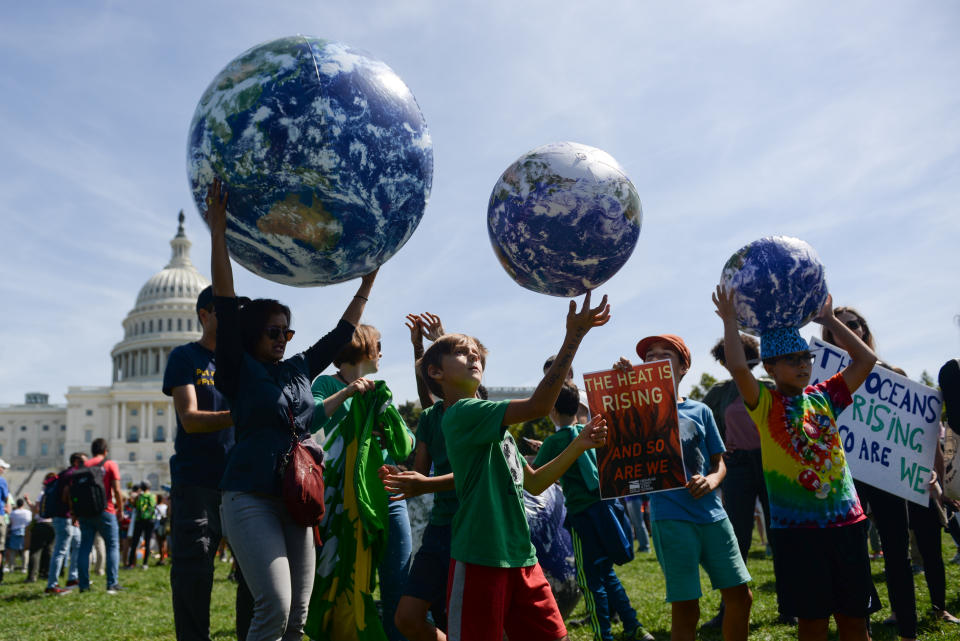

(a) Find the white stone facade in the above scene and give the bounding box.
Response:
[0,213,208,496]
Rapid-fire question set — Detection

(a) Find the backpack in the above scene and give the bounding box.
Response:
[39,472,68,519]
[135,492,156,521]
[69,460,108,518]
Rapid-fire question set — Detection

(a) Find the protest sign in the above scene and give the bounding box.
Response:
[583,361,685,498]
[809,337,942,505]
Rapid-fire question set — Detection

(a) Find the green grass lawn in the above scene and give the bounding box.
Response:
[2,533,959,640]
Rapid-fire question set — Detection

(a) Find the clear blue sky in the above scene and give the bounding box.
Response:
[1,1,958,406]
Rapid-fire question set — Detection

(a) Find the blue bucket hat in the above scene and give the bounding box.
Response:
[760,327,810,360]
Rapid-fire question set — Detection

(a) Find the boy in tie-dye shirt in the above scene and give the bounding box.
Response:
[714,288,881,641]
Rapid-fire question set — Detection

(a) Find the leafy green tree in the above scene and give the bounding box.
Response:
[687,372,719,401]
[509,416,555,456]
[919,370,936,388]
[397,400,422,432]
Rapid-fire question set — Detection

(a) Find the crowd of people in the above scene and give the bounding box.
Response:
[1,181,959,641]
[0,452,171,594]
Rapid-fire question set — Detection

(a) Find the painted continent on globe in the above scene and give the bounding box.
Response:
[187,36,432,286]
[487,142,642,297]
[720,236,828,334]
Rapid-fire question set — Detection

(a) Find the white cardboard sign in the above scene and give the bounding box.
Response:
[808,337,941,505]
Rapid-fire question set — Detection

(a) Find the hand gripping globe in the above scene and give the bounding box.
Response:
[487,142,642,297]
[187,36,433,286]
[720,236,828,335]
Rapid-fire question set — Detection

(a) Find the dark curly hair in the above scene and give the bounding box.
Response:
[710,335,760,367]
[239,299,292,355]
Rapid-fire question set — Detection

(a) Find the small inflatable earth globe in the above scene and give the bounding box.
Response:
[187,36,432,286]
[487,142,642,297]
[720,236,828,335]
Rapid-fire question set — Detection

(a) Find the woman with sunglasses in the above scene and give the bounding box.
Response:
[307,323,415,641]
[205,178,378,641]
[823,307,959,640]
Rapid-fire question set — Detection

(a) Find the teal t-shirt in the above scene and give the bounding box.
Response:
[442,398,536,568]
[311,375,350,437]
[533,425,599,516]
[417,402,458,526]
[312,374,413,464]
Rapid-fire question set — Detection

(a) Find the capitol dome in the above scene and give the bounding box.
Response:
[110,212,209,382]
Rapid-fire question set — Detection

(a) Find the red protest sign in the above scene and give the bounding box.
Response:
[583,361,685,498]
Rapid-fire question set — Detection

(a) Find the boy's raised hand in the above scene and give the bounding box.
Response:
[573,414,608,450]
[419,312,444,342]
[566,290,611,338]
[812,293,835,325]
[712,284,737,323]
[613,356,632,373]
[204,177,229,235]
[404,314,423,347]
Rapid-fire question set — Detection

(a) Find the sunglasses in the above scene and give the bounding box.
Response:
[776,352,816,366]
[264,326,295,342]
[377,340,382,353]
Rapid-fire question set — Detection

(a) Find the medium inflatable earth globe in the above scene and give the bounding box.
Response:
[720,236,828,335]
[487,142,642,297]
[187,36,432,286]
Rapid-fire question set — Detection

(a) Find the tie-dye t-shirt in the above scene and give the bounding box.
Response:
[747,373,865,529]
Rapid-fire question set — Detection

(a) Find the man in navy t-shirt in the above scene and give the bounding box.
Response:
[163,286,237,641]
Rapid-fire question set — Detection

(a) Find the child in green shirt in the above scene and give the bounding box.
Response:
[422,292,610,641]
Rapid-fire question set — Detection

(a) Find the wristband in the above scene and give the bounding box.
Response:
[354,295,368,302]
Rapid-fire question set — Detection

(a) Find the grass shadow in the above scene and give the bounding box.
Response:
[1,591,45,604]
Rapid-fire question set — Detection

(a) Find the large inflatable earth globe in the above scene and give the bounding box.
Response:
[187,36,432,286]
[487,142,642,297]
[720,236,828,334]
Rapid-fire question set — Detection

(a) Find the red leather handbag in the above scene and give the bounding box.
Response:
[280,408,326,544]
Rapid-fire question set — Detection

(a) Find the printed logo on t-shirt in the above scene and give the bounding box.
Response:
[195,368,215,386]
[501,434,524,487]
[679,416,704,479]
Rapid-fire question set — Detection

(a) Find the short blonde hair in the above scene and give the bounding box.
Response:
[333,324,381,367]
[417,334,488,398]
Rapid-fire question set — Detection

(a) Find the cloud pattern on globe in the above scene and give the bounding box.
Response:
[187,36,432,286]
[487,142,642,298]
[720,236,828,335]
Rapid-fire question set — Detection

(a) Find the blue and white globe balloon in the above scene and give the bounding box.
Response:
[187,36,432,286]
[720,236,828,335]
[487,142,642,297]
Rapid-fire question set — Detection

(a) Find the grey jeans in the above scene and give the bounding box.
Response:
[221,491,315,641]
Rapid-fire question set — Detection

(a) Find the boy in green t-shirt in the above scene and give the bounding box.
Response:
[420,292,611,641]
[534,383,654,641]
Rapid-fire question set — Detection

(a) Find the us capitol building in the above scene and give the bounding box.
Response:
[0,214,208,495]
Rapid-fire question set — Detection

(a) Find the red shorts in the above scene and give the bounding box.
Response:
[446,559,567,641]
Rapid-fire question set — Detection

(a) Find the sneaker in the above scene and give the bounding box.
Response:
[141,565,148,571]
[106,584,125,594]
[44,586,71,596]
[950,551,960,565]
[701,611,723,629]
[935,609,960,624]
[66,580,79,587]
[623,624,655,641]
